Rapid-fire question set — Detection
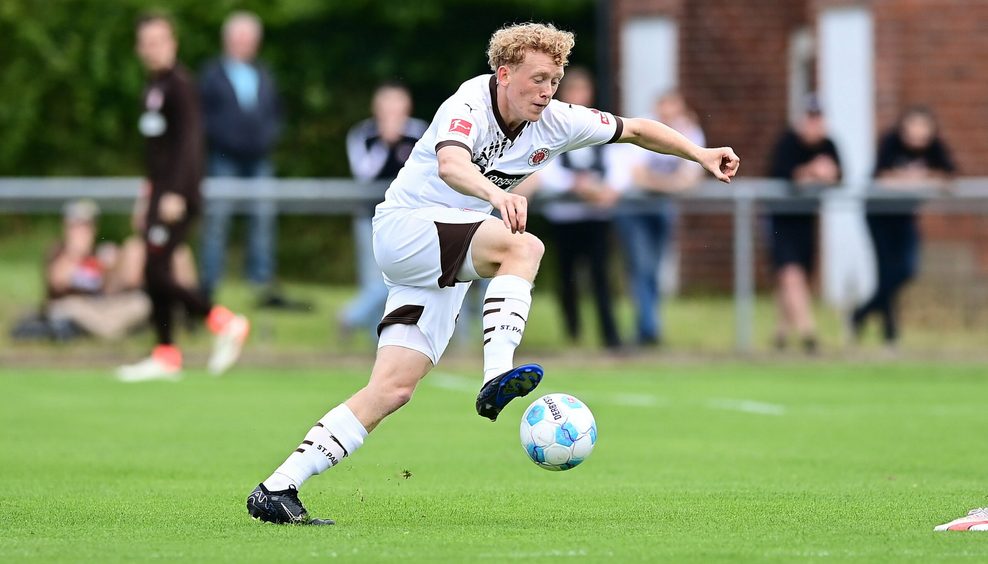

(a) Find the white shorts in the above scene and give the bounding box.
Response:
[372,206,492,364]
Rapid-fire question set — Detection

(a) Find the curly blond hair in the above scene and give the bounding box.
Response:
[487,23,575,71]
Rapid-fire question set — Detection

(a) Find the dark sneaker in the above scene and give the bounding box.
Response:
[246,483,334,525]
[476,363,544,422]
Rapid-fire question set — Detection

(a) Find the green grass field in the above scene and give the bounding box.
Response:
[2,362,987,562]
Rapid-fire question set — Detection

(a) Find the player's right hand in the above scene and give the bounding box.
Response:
[489,190,529,234]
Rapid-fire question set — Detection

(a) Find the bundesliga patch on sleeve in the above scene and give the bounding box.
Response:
[590,109,610,125]
[448,119,473,136]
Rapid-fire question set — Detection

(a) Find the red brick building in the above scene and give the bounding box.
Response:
[608,0,988,300]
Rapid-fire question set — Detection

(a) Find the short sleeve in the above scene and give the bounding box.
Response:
[558,102,624,152]
[873,132,899,176]
[434,99,484,154]
[930,139,956,174]
[769,131,800,179]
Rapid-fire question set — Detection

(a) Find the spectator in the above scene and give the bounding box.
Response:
[32,200,149,341]
[615,91,705,347]
[852,106,954,347]
[341,82,427,340]
[117,13,248,382]
[767,95,842,353]
[35,200,198,341]
[536,68,622,350]
[199,11,289,307]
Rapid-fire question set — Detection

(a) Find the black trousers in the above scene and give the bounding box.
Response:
[549,220,621,349]
[852,213,920,343]
[144,212,212,345]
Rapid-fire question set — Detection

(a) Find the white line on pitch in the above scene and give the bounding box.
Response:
[706,398,786,416]
[604,393,668,407]
[428,372,477,392]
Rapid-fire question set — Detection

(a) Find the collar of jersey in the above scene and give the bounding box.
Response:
[488,75,527,142]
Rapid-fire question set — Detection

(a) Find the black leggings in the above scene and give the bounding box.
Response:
[852,214,919,343]
[144,214,212,345]
[549,220,621,349]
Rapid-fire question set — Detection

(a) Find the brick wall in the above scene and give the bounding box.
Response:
[611,0,988,294]
[870,0,988,176]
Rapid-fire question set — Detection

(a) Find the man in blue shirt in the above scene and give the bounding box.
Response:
[199,11,287,307]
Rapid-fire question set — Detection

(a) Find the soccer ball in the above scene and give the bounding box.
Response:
[520,393,597,471]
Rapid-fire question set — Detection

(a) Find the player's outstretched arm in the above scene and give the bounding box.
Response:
[617,117,741,183]
[437,145,529,233]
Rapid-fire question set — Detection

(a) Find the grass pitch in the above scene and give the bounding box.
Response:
[1,362,986,562]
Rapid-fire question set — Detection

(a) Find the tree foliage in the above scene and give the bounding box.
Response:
[0,0,596,177]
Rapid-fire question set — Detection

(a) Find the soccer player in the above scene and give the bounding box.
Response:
[117,13,249,382]
[246,22,739,524]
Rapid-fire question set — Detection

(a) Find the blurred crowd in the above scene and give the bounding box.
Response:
[10,10,959,356]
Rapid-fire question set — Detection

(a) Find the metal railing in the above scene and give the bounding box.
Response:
[4,176,988,352]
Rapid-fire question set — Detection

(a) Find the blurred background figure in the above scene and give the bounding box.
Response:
[767,95,842,353]
[37,200,199,341]
[199,11,290,308]
[852,106,955,348]
[341,82,427,341]
[616,91,705,348]
[117,13,248,382]
[29,200,149,341]
[537,68,622,351]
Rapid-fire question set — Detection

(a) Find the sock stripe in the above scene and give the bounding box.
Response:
[483,308,501,316]
[483,338,491,345]
[509,312,527,323]
[484,297,506,305]
[329,434,349,457]
[302,440,313,445]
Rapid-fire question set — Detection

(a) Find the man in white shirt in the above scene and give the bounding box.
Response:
[247,22,740,525]
[537,67,623,350]
[342,83,429,340]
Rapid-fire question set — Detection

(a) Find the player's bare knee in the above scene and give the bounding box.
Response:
[526,234,545,263]
[507,233,544,266]
[387,384,416,411]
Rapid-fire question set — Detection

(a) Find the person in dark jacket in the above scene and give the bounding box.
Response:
[852,106,955,347]
[198,11,286,306]
[767,96,842,353]
[117,13,249,382]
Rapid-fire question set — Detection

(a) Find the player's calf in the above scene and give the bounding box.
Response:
[260,404,368,493]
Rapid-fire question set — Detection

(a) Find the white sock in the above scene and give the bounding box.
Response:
[482,275,533,383]
[263,404,368,491]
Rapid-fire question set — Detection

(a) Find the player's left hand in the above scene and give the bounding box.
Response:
[158,193,186,224]
[700,147,741,183]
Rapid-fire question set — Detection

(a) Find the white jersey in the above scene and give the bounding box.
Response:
[377,74,624,215]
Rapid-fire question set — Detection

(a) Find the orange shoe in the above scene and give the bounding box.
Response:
[116,345,182,382]
[206,306,250,375]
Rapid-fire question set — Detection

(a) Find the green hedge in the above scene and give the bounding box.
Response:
[0,0,595,177]
[0,1,595,282]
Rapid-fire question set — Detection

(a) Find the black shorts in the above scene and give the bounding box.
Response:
[768,214,816,274]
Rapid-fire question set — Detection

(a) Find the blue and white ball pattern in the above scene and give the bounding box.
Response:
[520,393,597,471]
